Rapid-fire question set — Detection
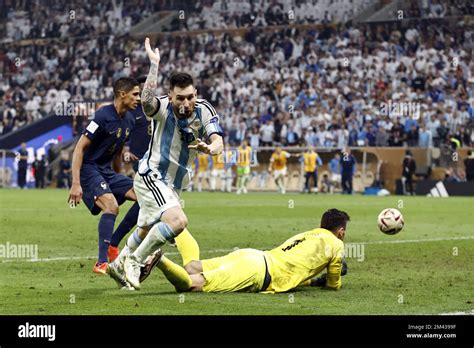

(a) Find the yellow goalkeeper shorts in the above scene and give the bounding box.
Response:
[201,248,267,293]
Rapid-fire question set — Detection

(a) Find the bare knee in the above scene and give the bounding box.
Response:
[124,188,137,201]
[97,195,119,215]
[164,212,188,234]
[137,226,149,239]
[184,260,202,275]
[104,202,119,215]
[174,214,188,233]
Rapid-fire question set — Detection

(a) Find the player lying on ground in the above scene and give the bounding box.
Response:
[68,77,142,274]
[107,38,223,290]
[143,208,349,293]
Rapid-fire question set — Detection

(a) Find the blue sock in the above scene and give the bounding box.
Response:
[110,202,139,247]
[98,213,117,263]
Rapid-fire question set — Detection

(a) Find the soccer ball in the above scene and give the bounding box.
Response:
[378,208,404,235]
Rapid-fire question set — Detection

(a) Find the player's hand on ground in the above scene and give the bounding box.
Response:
[144,37,160,64]
[123,151,139,163]
[341,258,348,276]
[188,139,215,154]
[310,273,327,287]
[68,183,83,207]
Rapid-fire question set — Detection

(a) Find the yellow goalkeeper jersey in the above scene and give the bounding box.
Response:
[304,152,318,172]
[212,150,232,170]
[271,151,290,170]
[263,228,344,292]
[197,153,209,172]
[237,146,252,167]
[211,153,224,170]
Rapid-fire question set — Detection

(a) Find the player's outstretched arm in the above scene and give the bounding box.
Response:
[142,37,160,116]
[188,134,223,155]
[68,135,92,206]
[208,134,223,155]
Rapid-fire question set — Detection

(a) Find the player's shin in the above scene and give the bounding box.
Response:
[157,256,192,292]
[98,213,117,263]
[116,228,142,265]
[198,180,202,192]
[175,228,200,266]
[132,222,176,263]
[242,175,249,193]
[125,222,176,289]
[210,176,216,191]
[226,176,232,192]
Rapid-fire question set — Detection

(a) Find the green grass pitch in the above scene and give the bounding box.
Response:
[0,189,473,315]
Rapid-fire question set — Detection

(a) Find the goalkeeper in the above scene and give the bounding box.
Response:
[142,208,349,293]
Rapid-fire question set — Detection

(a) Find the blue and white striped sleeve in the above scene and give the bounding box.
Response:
[147,95,169,121]
[199,99,223,138]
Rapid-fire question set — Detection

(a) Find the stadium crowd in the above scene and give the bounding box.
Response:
[1,0,473,150]
[396,0,474,19]
[0,0,195,41]
[166,0,375,32]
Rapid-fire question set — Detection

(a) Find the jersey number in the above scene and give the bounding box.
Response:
[281,237,306,252]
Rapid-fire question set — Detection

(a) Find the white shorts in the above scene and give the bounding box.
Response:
[211,169,225,178]
[197,171,209,179]
[273,168,287,178]
[331,174,341,182]
[134,172,181,228]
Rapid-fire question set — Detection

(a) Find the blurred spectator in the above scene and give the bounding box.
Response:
[418,124,433,148]
[402,150,417,195]
[32,153,46,188]
[444,167,461,182]
[260,120,274,146]
[17,142,28,188]
[57,150,72,188]
[464,150,474,181]
[375,127,389,147]
[390,119,405,146]
[1,1,471,150]
[340,147,356,194]
[406,124,420,147]
[329,153,342,193]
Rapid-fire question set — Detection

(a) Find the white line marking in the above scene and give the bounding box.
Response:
[1,236,473,263]
[438,310,474,315]
[356,236,474,245]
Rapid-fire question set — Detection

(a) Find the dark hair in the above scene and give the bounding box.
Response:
[169,72,194,91]
[113,77,139,97]
[320,208,350,232]
[136,75,147,84]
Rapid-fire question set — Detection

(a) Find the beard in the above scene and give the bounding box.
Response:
[173,105,194,119]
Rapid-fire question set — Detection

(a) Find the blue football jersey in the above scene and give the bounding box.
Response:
[82,104,135,167]
[127,104,151,160]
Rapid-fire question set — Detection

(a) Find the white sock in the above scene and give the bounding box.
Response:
[127,228,142,251]
[116,229,141,264]
[132,222,176,263]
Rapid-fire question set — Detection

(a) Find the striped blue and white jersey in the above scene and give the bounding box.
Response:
[138,96,223,191]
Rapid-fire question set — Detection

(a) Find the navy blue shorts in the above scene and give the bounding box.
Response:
[80,164,134,215]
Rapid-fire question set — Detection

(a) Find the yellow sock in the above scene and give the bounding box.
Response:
[157,256,192,292]
[175,228,200,266]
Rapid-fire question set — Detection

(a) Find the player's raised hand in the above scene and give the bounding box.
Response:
[144,37,160,64]
[68,182,83,207]
[188,138,214,155]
